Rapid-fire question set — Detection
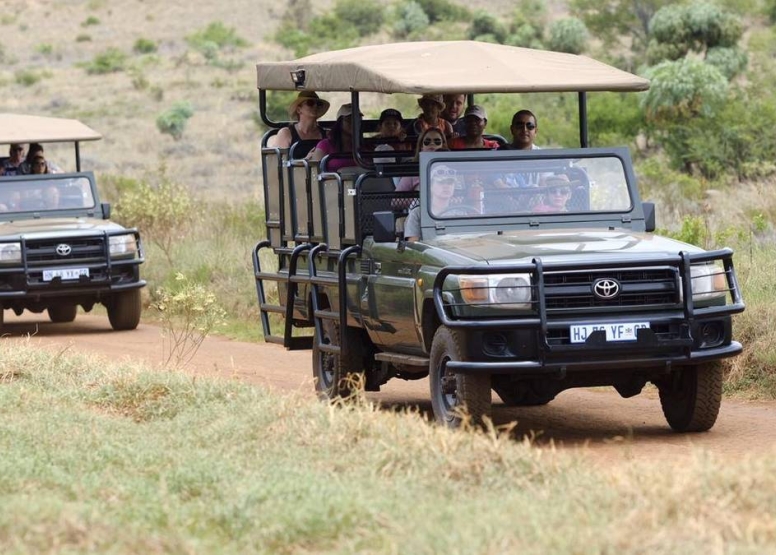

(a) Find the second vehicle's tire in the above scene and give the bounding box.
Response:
[107,289,142,331]
[312,320,365,400]
[657,363,723,433]
[429,326,491,428]
[47,305,78,323]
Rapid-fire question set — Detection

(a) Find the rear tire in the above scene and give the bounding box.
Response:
[312,320,365,400]
[107,289,142,331]
[48,305,78,323]
[429,326,491,428]
[658,363,723,432]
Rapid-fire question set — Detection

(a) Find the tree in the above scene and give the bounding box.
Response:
[469,10,508,43]
[334,0,384,37]
[393,1,430,38]
[547,17,589,54]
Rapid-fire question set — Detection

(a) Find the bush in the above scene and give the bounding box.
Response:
[469,10,507,43]
[186,21,249,52]
[15,69,43,86]
[274,22,313,57]
[393,0,430,38]
[133,37,157,54]
[414,0,469,22]
[547,17,589,54]
[334,0,384,37]
[76,33,91,42]
[705,46,748,80]
[84,48,127,74]
[81,15,100,27]
[156,101,194,141]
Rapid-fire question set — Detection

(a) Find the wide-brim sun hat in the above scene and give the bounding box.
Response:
[288,91,330,119]
[418,94,445,110]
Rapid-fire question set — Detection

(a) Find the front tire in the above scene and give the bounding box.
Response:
[48,305,77,323]
[312,320,365,400]
[107,289,142,331]
[657,363,723,432]
[429,326,491,428]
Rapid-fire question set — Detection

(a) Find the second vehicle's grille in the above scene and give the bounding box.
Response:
[24,236,106,265]
[543,268,679,311]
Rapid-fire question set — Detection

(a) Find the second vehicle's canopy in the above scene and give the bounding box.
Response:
[256,41,650,94]
[0,113,102,145]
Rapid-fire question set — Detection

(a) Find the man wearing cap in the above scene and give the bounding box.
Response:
[267,91,330,150]
[1,144,26,176]
[405,164,475,242]
[406,94,454,138]
[448,105,499,150]
[441,93,467,138]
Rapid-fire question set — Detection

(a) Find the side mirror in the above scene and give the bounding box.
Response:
[101,202,111,220]
[642,201,655,232]
[373,211,397,242]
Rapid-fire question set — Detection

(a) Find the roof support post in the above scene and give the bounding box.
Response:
[75,141,81,172]
[578,92,588,148]
[351,91,372,170]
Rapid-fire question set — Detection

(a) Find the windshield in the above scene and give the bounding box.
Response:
[426,156,633,219]
[0,176,95,214]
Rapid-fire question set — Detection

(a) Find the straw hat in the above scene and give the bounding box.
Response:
[418,94,445,110]
[288,91,330,119]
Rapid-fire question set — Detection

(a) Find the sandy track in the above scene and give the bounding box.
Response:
[4,311,775,460]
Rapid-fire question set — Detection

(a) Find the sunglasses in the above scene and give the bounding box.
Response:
[549,187,571,195]
[423,138,443,146]
[435,177,458,186]
[513,121,536,130]
[302,99,325,108]
[33,161,46,166]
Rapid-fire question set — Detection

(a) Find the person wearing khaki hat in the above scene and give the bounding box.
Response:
[307,103,362,172]
[406,93,454,137]
[267,91,330,149]
[449,105,500,150]
[532,174,575,213]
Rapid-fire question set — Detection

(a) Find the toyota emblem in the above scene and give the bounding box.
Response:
[592,278,620,300]
[56,243,72,257]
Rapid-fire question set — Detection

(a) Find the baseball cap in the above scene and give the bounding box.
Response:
[336,103,363,119]
[379,108,403,123]
[464,105,487,121]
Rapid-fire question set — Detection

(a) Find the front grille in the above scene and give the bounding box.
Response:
[543,268,679,311]
[24,236,106,265]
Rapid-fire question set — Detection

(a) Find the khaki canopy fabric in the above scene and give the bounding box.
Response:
[0,113,102,144]
[256,41,650,94]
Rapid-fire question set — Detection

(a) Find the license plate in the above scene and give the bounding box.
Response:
[570,322,649,344]
[42,268,89,282]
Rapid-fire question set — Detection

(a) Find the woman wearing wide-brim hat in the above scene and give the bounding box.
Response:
[405,93,454,138]
[267,91,330,149]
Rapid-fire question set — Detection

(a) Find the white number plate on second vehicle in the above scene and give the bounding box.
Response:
[42,268,89,282]
[570,322,649,344]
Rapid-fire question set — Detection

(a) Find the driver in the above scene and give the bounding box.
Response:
[405,164,470,241]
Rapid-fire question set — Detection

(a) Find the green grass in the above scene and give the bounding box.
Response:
[1,341,776,554]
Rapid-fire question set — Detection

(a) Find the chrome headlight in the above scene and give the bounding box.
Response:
[0,242,21,264]
[457,273,532,309]
[690,263,727,301]
[109,234,138,257]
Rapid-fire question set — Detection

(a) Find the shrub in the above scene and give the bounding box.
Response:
[186,21,249,52]
[334,0,384,37]
[133,37,157,54]
[274,22,313,57]
[393,1,430,38]
[36,43,53,56]
[308,14,360,52]
[705,46,748,80]
[15,69,43,86]
[156,101,194,141]
[469,10,507,43]
[84,48,127,74]
[76,33,92,42]
[81,15,100,27]
[547,17,589,54]
[414,0,469,22]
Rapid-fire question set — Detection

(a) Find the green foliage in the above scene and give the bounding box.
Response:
[469,10,508,43]
[333,0,384,37]
[504,23,543,48]
[81,15,100,26]
[84,48,127,74]
[274,21,313,57]
[129,67,149,90]
[547,17,589,54]
[659,215,708,247]
[570,0,670,55]
[308,14,360,51]
[392,1,430,38]
[133,37,157,54]
[641,58,728,123]
[113,168,195,263]
[414,0,469,22]
[186,21,249,52]
[647,2,743,64]
[156,101,194,141]
[14,69,45,86]
[35,43,53,56]
[586,92,644,147]
[75,33,91,42]
[153,272,227,369]
[705,46,748,80]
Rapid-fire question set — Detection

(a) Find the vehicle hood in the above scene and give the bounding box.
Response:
[0,217,125,238]
[424,229,705,265]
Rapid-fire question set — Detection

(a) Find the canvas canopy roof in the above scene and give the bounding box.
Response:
[256,41,650,94]
[0,113,102,144]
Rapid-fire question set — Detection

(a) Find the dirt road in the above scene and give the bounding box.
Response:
[4,311,775,460]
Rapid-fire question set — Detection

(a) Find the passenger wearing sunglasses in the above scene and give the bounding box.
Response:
[499,110,540,151]
[1,143,26,176]
[532,175,574,213]
[267,91,330,149]
[395,129,449,193]
[405,164,465,242]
